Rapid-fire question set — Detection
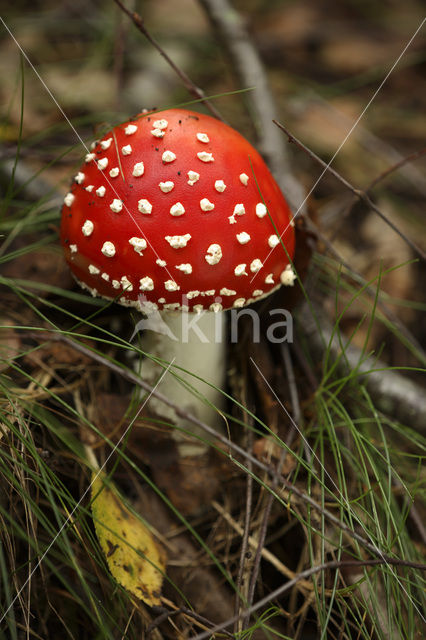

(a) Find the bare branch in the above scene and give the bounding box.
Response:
[298,302,426,435]
[367,147,426,191]
[191,557,426,640]
[274,119,426,261]
[198,0,305,212]
[112,0,223,120]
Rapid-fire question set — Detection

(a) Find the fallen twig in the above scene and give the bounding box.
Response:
[274,119,426,261]
[366,146,426,191]
[198,0,305,212]
[112,0,223,120]
[190,556,426,640]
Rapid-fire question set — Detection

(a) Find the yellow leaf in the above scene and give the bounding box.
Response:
[91,470,166,606]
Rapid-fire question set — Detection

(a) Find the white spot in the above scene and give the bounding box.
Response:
[64,193,74,207]
[158,297,166,304]
[233,204,246,216]
[234,264,247,276]
[165,234,191,249]
[121,144,132,156]
[162,150,176,163]
[265,273,274,284]
[250,259,263,273]
[139,277,154,291]
[187,291,200,299]
[85,185,94,192]
[140,300,158,313]
[228,215,237,225]
[90,141,97,150]
[112,280,120,289]
[234,298,246,308]
[187,170,200,185]
[124,124,137,135]
[121,276,133,291]
[110,199,123,213]
[69,244,78,253]
[159,181,174,193]
[164,302,180,310]
[101,241,116,257]
[193,304,204,313]
[202,290,215,296]
[220,288,236,296]
[170,202,185,217]
[239,173,249,186]
[129,237,147,254]
[119,296,136,306]
[200,198,214,212]
[109,167,119,178]
[214,180,226,192]
[82,219,94,236]
[205,243,222,265]
[236,232,251,245]
[196,132,209,143]
[97,157,108,170]
[96,186,106,197]
[151,128,165,138]
[132,162,144,177]
[280,265,296,286]
[165,280,180,292]
[85,153,96,163]
[210,302,223,312]
[88,264,100,275]
[138,199,152,214]
[101,273,110,281]
[153,119,168,130]
[197,151,214,163]
[75,172,85,184]
[100,137,113,150]
[175,263,192,274]
[252,289,263,297]
[268,234,280,248]
[256,203,267,218]
[290,218,295,227]
[156,258,167,267]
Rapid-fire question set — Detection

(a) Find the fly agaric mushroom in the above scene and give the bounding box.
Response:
[60,109,295,453]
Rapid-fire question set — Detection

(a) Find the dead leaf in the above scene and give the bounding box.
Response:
[91,470,166,607]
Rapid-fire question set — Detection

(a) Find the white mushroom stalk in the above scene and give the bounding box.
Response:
[136,306,226,457]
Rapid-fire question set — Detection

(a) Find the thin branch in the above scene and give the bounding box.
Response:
[112,0,223,120]
[147,605,234,638]
[191,557,426,640]
[367,147,426,192]
[198,0,305,212]
[274,119,426,261]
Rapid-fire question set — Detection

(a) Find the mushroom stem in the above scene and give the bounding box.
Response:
[138,310,226,456]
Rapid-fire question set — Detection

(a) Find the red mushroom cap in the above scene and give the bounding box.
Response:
[60,108,295,312]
